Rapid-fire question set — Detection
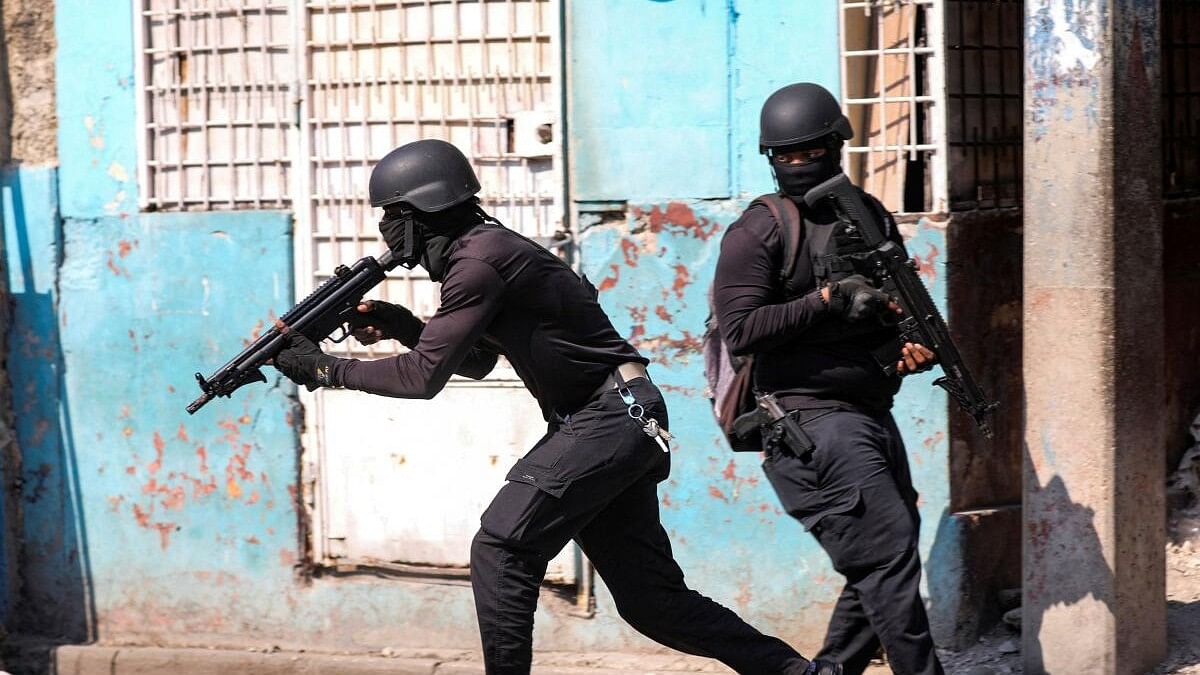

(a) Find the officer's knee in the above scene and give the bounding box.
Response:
[470,527,503,572]
[613,599,659,635]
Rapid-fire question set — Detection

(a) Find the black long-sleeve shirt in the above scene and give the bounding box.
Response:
[332,222,647,419]
[713,195,906,411]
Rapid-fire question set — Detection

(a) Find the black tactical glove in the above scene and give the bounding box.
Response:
[826,274,893,324]
[272,330,344,391]
[347,299,424,347]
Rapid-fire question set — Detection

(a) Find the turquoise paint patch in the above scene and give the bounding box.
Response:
[52,212,299,622]
[730,0,841,197]
[568,1,731,200]
[36,209,499,648]
[56,0,137,219]
[891,220,951,560]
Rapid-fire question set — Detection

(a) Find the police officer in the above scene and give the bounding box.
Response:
[271,139,838,675]
[712,83,944,675]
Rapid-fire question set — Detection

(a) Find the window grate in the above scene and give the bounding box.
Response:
[298,0,561,361]
[135,0,296,211]
[944,0,1022,211]
[839,0,946,214]
[1164,0,1200,198]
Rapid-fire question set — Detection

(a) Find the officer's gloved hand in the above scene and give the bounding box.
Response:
[826,274,893,323]
[271,327,343,391]
[348,299,424,346]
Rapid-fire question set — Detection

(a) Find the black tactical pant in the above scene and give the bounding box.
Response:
[762,407,944,675]
[470,377,807,675]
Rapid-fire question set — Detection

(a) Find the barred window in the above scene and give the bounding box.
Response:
[134,0,294,211]
[840,0,944,214]
[944,0,1023,210]
[1164,0,1200,198]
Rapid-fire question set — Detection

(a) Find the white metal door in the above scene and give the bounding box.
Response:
[293,0,570,577]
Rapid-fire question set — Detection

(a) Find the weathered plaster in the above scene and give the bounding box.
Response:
[1023,1,1165,672]
[0,0,56,164]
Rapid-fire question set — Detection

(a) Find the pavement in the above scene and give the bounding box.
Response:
[16,644,897,675]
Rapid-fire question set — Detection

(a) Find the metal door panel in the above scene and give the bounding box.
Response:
[299,0,567,575]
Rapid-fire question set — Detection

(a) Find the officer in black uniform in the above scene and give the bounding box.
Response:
[271,139,839,675]
[712,84,944,675]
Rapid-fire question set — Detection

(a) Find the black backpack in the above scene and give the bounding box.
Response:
[702,193,804,452]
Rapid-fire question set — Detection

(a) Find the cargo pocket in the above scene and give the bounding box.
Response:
[812,486,915,573]
[506,458,571,498]
[504,420,617,498]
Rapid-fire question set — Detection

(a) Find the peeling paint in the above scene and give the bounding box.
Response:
[597,264,621,292]
[107,161,129,183]
[912,244,940,283]
[631,202,721,241]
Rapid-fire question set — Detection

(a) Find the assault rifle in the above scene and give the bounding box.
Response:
[803,173,998,437]
[186,250,401,414]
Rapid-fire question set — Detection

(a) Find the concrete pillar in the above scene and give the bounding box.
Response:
[1023,2,1165,673]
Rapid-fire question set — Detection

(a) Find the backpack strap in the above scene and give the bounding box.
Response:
[752,193,803,289]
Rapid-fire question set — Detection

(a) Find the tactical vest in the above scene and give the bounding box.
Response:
[759,191,897,345]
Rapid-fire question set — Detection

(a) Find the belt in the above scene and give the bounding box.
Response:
[588,362,649,402]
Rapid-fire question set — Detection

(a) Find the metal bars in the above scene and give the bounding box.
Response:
[1164,0,1200,197]
[944,0,1022,210]
[839,0,945,214]
[300,0,560,360]
[135,0,295,211]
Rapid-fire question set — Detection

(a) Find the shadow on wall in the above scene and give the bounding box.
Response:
[1,168,95,639]
[1023,456,1115,674]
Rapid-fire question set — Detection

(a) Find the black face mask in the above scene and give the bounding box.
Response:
[418,230,457,282]
[379,209,423,268]
[771,151,841,200]
[378,203,480,282]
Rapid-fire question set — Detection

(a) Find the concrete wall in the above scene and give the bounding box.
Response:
[1022,1,1166,671]
[1,0,955,659]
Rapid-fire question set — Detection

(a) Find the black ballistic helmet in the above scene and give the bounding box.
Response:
[369,139,481,212]
[759,82,854,153]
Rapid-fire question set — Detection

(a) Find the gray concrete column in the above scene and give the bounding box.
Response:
[1023,1,1165,673]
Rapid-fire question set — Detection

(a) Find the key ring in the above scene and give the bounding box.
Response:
[627,403,645,420]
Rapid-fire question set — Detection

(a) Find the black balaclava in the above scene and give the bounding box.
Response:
[770,136,843,200]
[379,208,422,268]
[378,200,483,282]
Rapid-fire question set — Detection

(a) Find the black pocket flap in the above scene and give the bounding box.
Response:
[506,458,570,498]
[797,485,862,532]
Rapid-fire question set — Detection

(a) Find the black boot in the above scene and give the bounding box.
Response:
[805,659,843,675]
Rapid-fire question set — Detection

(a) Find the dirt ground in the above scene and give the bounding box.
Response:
[904,502,1200,675]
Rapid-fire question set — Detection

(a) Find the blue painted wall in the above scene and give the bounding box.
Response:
[1,0,951,658]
